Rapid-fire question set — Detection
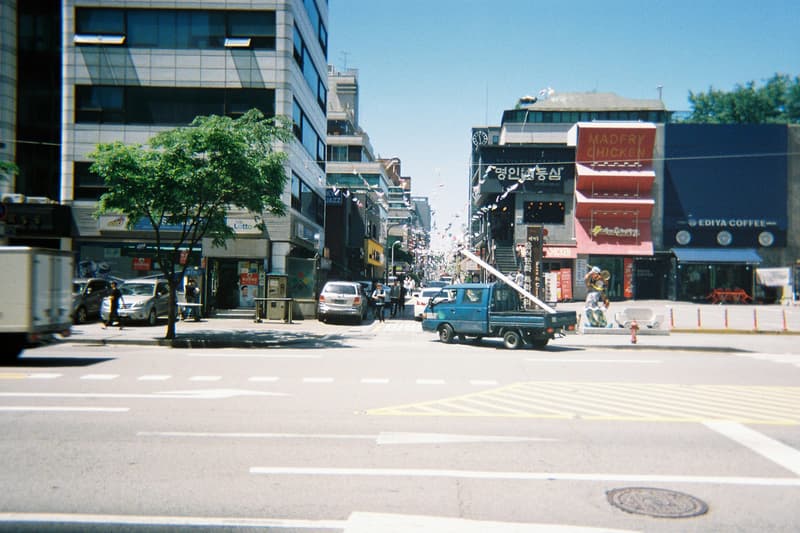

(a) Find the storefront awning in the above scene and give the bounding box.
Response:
[671,248,762,264]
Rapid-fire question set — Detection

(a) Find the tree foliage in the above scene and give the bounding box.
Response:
[0,161,18,183]
[686,73,800,124]
[89,109,292,338]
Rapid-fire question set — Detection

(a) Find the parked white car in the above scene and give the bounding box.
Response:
[101,279,171,326]
[413,287,443,321]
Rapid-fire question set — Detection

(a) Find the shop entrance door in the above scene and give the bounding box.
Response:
[217,261,240,309]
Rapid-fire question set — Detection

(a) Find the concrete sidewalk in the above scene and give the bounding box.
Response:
[59,299,800,351]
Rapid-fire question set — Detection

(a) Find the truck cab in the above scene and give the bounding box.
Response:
[422,282,576,349]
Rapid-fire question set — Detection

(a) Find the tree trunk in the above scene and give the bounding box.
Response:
[165,283,177,339]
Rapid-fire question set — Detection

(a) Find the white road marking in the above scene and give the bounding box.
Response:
[704,421,800,476]
[526,359,661,364]
[346,512,636,533]
[138,375,171,381]
[27,373,62,379]
[0,406,128,413]
[416,379,446,385]
[303,377,334,383]
[136,431,555,446]
[0,389,286,400]
[0,512,344,529]
[249,466,800,486]
[80,374,119,380]
[189,375,221,382]
[189,353,322,359]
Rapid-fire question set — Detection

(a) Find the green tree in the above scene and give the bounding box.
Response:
[0,161,18,183]
[686,73,800,124]
[90,109,292,339]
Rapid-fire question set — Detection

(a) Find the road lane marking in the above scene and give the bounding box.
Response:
[28,373,62,379]
[0,389,286,400]
[0,406,129,412]
[526,359,661,364]
[249,466,800,486]
[0,513,344,530]
[80,374,119,380]
[136,431,555,446]
[704,421,800,476]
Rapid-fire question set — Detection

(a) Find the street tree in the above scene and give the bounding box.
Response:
[90,109,292,339]
[0,161,18,183]
[686,73,800,124]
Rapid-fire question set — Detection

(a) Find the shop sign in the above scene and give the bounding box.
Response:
[544,246,577,259]
[132,257,151,271]
[576,126,655,166]
[227,217,261,234]
[365,239,384,267]
[490,164,565,183]
[623,258,634,298]
[591,225,640,238]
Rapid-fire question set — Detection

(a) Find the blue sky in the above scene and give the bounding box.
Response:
[328,0,800,249]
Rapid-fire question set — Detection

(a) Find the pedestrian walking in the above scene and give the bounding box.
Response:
[398,282,407,317]
[371,282,388,322]
[103,281,124,330]
[389,280,401,318]
[182,278,198,320]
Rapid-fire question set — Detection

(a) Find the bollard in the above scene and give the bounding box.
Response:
[697,307,702,329]
[753,308,758,331]
[629,319,639,344]
[783,309,788,332]
[724,308,729,329]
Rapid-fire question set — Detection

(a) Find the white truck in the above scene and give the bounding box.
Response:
[0,247,73,359]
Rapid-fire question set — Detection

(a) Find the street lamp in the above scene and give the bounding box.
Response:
[389,241,402,281]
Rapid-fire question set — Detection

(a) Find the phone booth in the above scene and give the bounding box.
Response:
[266,274,288,320]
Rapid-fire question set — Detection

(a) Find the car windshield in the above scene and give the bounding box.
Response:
[72,282,87,294]
[421,289,440,298]
[120,283,156,296]
[325,283,357,295]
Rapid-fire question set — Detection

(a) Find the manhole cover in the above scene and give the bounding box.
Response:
[607,487,709,518]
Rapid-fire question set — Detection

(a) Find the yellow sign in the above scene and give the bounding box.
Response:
[365,239,384,267]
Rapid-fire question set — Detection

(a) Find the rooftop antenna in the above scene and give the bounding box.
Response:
[657,84,663,100]
[340,51,350,71]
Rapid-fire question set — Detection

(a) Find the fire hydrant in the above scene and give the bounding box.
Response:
[629,319,639,344]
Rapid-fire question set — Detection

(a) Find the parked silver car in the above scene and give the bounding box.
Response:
[101,279,170,326]
[72,278,112,323]
[317,281,367,324]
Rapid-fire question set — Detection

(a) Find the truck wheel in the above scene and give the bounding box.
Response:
[438,324,455,344]
[503,330,522,349]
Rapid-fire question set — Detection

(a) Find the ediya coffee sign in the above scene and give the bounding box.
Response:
[576,126,655,167]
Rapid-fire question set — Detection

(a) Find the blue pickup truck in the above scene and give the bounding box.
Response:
[421,282,577,349]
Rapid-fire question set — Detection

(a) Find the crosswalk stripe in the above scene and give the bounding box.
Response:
[367,381,800,424]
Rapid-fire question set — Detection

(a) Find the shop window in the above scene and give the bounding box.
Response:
[524,201,565,224]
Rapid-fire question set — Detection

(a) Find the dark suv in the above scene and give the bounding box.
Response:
[72,278,112,323]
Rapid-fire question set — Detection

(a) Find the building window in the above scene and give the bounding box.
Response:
[292,98,325,169]
[75,86,275,125]
[523,201,565,224]
[76,8,275,50]
[302,0,328,56]
[291,172,324,226]
[73,162,107,200]
[293,25,327,111]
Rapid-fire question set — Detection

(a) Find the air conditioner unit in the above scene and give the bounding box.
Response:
[1,193,25,203]
[25,196,54,204]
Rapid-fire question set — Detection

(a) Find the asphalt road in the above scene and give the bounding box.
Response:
[1,322,799,532]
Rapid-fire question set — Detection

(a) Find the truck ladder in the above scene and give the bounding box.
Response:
[459,248,557,314]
